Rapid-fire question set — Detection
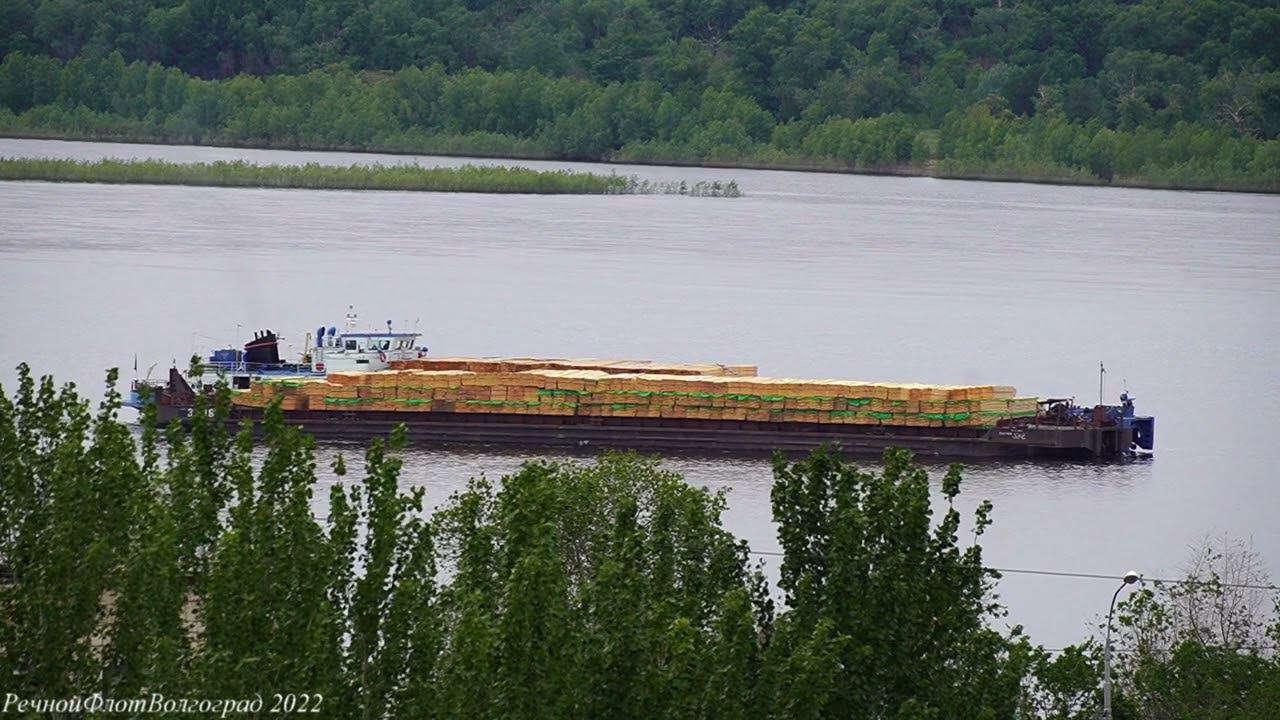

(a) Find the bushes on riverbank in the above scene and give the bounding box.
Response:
[1,366,1277,718]
[0,156,624,194]
[0,157,743,197]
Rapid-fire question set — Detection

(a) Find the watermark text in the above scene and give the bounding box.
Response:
[3,692,324,715]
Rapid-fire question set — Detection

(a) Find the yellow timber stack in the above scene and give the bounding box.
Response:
[230,356,1039,428]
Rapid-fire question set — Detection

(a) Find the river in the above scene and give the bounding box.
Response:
[2,137,1278,650]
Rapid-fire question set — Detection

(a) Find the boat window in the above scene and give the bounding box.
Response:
[344,340,357,351]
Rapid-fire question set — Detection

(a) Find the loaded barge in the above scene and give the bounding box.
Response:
[130,314,1154,461]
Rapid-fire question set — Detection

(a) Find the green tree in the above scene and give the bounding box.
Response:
[0,365,143,698]
[589,0,666,83]
[1108,536,1280,720]
[768,446,1028,718]
[6,367,1280,716]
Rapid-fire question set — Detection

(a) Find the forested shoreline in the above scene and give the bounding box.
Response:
[2,0,1279,192]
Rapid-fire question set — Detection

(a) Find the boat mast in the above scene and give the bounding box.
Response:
[1098,361,1105,406]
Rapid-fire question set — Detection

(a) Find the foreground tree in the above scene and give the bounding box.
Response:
[3,367,1278,717]
[0,367,767,716]
[1020,536,1280,720]
[1110,537,1280,720]
[768,446,1033,719]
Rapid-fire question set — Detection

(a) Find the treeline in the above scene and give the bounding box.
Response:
[2,0,1277,132]
[2,365,1279,718]
[2,53,1278,191]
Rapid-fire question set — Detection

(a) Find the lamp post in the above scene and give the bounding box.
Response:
[1103,570,1142,720]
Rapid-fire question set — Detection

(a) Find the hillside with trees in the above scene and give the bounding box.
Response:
[1,0,1278,190]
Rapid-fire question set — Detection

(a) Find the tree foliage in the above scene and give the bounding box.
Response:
[1,1,1278,190]
[768,447,1034,718]
[0,367,771,716]
[1107,537,1280,720]
[2,368,1277,716]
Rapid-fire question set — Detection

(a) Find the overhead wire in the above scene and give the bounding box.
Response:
[744,550,1280,592]
[1040,645,1279,655]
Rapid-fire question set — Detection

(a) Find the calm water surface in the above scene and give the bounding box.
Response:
[2,137,1278,649]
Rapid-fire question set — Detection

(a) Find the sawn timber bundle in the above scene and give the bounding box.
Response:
[229,356,1037,428]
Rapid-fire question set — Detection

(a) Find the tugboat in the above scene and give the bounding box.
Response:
[128,307,426,422]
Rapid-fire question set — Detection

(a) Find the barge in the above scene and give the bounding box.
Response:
[130,313,1154,461]
[214,407,1149,460]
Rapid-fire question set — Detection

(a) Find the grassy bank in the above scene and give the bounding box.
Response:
[0,156,742,196]
[4,126,1275,195]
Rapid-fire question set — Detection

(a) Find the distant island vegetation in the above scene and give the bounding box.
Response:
[0,157,743,195]
[1,0,1277,192]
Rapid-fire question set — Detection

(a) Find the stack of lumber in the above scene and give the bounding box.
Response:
[390,357,758,376]
[232,361,1038,428]
[228,376,313,410]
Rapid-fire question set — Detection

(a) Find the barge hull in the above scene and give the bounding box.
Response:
[215,408,1132,460]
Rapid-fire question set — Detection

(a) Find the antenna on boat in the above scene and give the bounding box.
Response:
[1098,361,1105,406]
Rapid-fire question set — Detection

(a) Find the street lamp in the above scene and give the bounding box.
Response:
[1103,570,1142,720]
